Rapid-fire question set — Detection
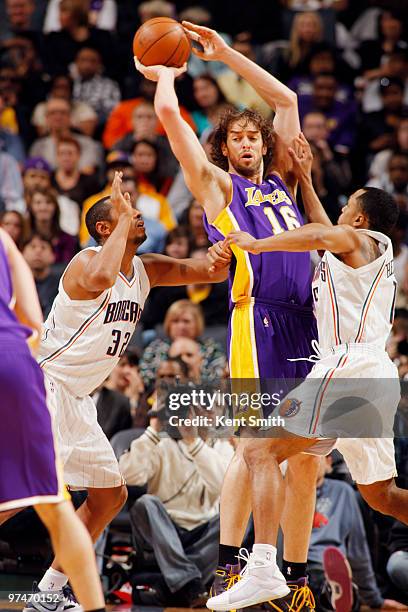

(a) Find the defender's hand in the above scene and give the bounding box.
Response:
[207,240,232,273]
[134,58,187,82]
[288,133,313,182]
[182,21,229,62]
[110,171,132,215]
[111,171,133,218]
[226,231,259,254]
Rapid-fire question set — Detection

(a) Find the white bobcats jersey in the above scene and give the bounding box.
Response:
[312,229,396,352]
[38,247,150,397]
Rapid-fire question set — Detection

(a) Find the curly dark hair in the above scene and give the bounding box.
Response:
[209,108,275,175]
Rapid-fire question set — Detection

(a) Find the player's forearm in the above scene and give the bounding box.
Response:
[85,215,132,287]
[253,223,354,254]
[154,69,180,121]
[221,47,298,111]
[299,177,333,227]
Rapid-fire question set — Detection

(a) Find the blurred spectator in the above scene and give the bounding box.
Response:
[113,101,179,184]
[26,186,78,264]
[367,152,408,209]
[44,0,116,78]
[288,41,353,102]
[0,64,34,145]
[1,0,39,39]
[369,117,408,180]
[301,111,352,220]
[0,120,25,164]
[387,520,408,599]
[298,72,357,152]
[23,156,80,236]
[168,337,203,382]
[0,150,25,213]
[307,455,404,610]
[70,46,121,125]
[22,233,61,317]
[31,74,98,137]
[137,0,174,22]
[119,402,233,606]
[358,11,407,75]
[387,309,408,363]
[139,300,226,388]
[0,209,26,248]
[358,78,407,158]
[103,80,196,150]
[0,35,48,112]
[29,97,104,173]
[360,49,408,114]
[180,199,211,250]
[44,0,117,32]
[164,226,190,259]
[131,139,173,196]
[275,11,324,82]
[192,75,232,138]
[216,32,272,118]
[79,152,167,252]
[51,136,101,209]
[390,215,408,310]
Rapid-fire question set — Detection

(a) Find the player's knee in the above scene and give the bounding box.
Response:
[243,442,283,468]
[35,501,69,530]
[287,453,320,483]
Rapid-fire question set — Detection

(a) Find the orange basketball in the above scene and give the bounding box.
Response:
[133,17,191,68]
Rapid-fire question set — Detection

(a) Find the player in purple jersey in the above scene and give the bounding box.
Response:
[135,22,318,611]
[0,228,106,612]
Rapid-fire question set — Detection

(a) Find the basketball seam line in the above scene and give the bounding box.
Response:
[164,34,183,66]
[137,26,182,64]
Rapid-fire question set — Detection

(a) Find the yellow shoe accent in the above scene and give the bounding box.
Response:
[268,584,316,612]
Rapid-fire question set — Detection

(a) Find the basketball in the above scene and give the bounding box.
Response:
[133,17,191,68]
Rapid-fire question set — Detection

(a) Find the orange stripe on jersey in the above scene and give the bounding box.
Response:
[311,350,349,435]
[326,265,340,346]
[355,264,386,343]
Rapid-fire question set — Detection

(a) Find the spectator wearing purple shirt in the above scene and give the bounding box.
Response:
[298,72,357,153]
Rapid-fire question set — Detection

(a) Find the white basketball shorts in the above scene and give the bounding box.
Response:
[44,374,124,489]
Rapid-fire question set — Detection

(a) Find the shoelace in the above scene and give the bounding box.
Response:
[288,339,323,364]
[268,584,316,612]
[236,548,251,577]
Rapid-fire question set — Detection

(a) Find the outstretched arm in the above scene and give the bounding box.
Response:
[289,134,333,227]
[0,228,43,351]
[141,250,230,288]
[226,223,360,256]
[135,62,230,222]
[183,22,300,146]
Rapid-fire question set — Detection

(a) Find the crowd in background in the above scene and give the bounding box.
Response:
[1,0,408,609]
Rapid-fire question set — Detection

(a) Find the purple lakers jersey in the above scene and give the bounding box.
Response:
[0,237,31,344]
[204,173,312,307]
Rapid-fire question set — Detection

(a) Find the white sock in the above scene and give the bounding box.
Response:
[38,568,68,591]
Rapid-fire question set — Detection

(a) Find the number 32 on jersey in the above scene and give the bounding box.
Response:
[264,206,300,234]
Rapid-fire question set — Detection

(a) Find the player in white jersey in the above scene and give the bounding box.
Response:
[22,171,230,612]
[207,135,408,610]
